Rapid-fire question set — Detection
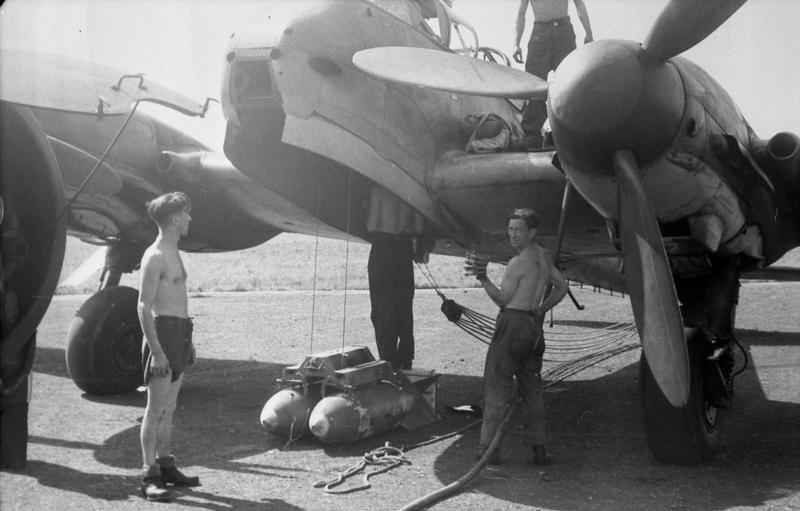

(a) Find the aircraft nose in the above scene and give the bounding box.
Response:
[547,40,684,175]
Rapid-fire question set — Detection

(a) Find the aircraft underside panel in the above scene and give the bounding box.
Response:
[281,113,465,243]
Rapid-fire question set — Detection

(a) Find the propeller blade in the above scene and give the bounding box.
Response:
[613,149,689,407]
[352,47,548,99]
[643,0,747,61]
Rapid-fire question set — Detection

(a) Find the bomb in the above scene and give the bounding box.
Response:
[258,346,439,444]
[259,385,321,439]
[309,382,415,443]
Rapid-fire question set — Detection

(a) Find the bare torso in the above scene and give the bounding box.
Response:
[530,0,569,21]
[144,243,188,318]
[504,244,551,312]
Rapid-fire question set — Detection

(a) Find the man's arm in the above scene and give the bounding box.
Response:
[137,252,170,378]
[573,0,593,43]
[512,0,529,63]
[536,264,568,315]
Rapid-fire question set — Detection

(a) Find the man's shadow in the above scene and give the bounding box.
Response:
[22,460,302,510]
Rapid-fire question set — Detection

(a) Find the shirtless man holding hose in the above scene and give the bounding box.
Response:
[466,207,568,466]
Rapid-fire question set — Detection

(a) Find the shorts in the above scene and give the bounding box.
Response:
[142,316,194,385]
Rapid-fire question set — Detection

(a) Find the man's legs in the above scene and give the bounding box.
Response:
[521,24,576,148]
[140,375,182,500]
[478,318,517,463]
[395,252,415,370]
[516,331,550,465]
[520,26,552,146]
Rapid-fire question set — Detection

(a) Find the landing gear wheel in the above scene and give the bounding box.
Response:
[65,286,143,395]
[640,329,722,464]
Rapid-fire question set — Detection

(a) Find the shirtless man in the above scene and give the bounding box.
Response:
[467,208,568,466]
[513,0,593,148]
[366,185,426,370]
[137,192,199,501]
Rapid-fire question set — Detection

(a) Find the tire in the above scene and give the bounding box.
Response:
[640,329,722,464]
[65,286,143,395]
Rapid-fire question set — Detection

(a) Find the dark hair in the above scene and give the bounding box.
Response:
[146,192,191,228]
[509,207,540,229]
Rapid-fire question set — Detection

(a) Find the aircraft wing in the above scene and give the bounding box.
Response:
[0,49,348,354]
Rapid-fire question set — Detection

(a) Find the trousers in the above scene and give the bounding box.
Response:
[521,17,577,140]
[480,309,546,447]
[368,233,415,369]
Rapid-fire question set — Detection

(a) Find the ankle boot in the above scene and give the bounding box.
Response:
[141,466,170,501]
[158,456,200,487]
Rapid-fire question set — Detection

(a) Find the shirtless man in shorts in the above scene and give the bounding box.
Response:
[137,192,199,501]
[466,208,568,466]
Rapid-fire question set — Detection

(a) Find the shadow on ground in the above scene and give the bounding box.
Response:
[28,327,800,510]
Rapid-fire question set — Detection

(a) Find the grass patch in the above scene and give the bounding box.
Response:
[56,233,480,294]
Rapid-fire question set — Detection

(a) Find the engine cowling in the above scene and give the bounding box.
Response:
[1,102,67,381]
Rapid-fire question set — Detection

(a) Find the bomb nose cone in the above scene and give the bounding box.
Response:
[309,395,361,443]
[259,407,279,429]
[548,40,684,175]
[259,387,321,439]
[308,412,330,439]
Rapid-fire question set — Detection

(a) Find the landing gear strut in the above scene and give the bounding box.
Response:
[65,242,145,395]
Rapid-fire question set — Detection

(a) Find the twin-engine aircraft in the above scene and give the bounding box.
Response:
[2,0,798,465]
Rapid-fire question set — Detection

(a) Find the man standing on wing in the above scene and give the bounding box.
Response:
[137,192,200,501]
[466,208,568,466]
[513,0,593,149]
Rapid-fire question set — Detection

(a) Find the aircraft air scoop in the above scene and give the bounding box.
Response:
[352,46,549,99]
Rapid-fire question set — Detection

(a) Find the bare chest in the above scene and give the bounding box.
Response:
[531,0,569,21]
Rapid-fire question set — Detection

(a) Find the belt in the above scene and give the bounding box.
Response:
[534,16,570,26]
[500,308,536,316]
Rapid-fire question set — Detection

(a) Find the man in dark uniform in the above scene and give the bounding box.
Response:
[513,0,593,148]
[466,208,568,465]
[366,185,427,371]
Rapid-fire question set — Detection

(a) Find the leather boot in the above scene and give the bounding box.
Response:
[158,456,200,487]
[141,467,170,501]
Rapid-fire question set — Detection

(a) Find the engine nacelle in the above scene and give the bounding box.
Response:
[1,102,67,381]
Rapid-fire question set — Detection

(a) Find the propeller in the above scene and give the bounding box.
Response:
[352,46,549,99]
[643,0,748,61]
[613,150,689,407]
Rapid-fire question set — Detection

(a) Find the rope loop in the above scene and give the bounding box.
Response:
[313,442,411,494]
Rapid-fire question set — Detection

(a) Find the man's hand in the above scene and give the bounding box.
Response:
[584,34,593,44]
[512,46,524,64]
[150,350,171,378]
[464,252,489,282]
